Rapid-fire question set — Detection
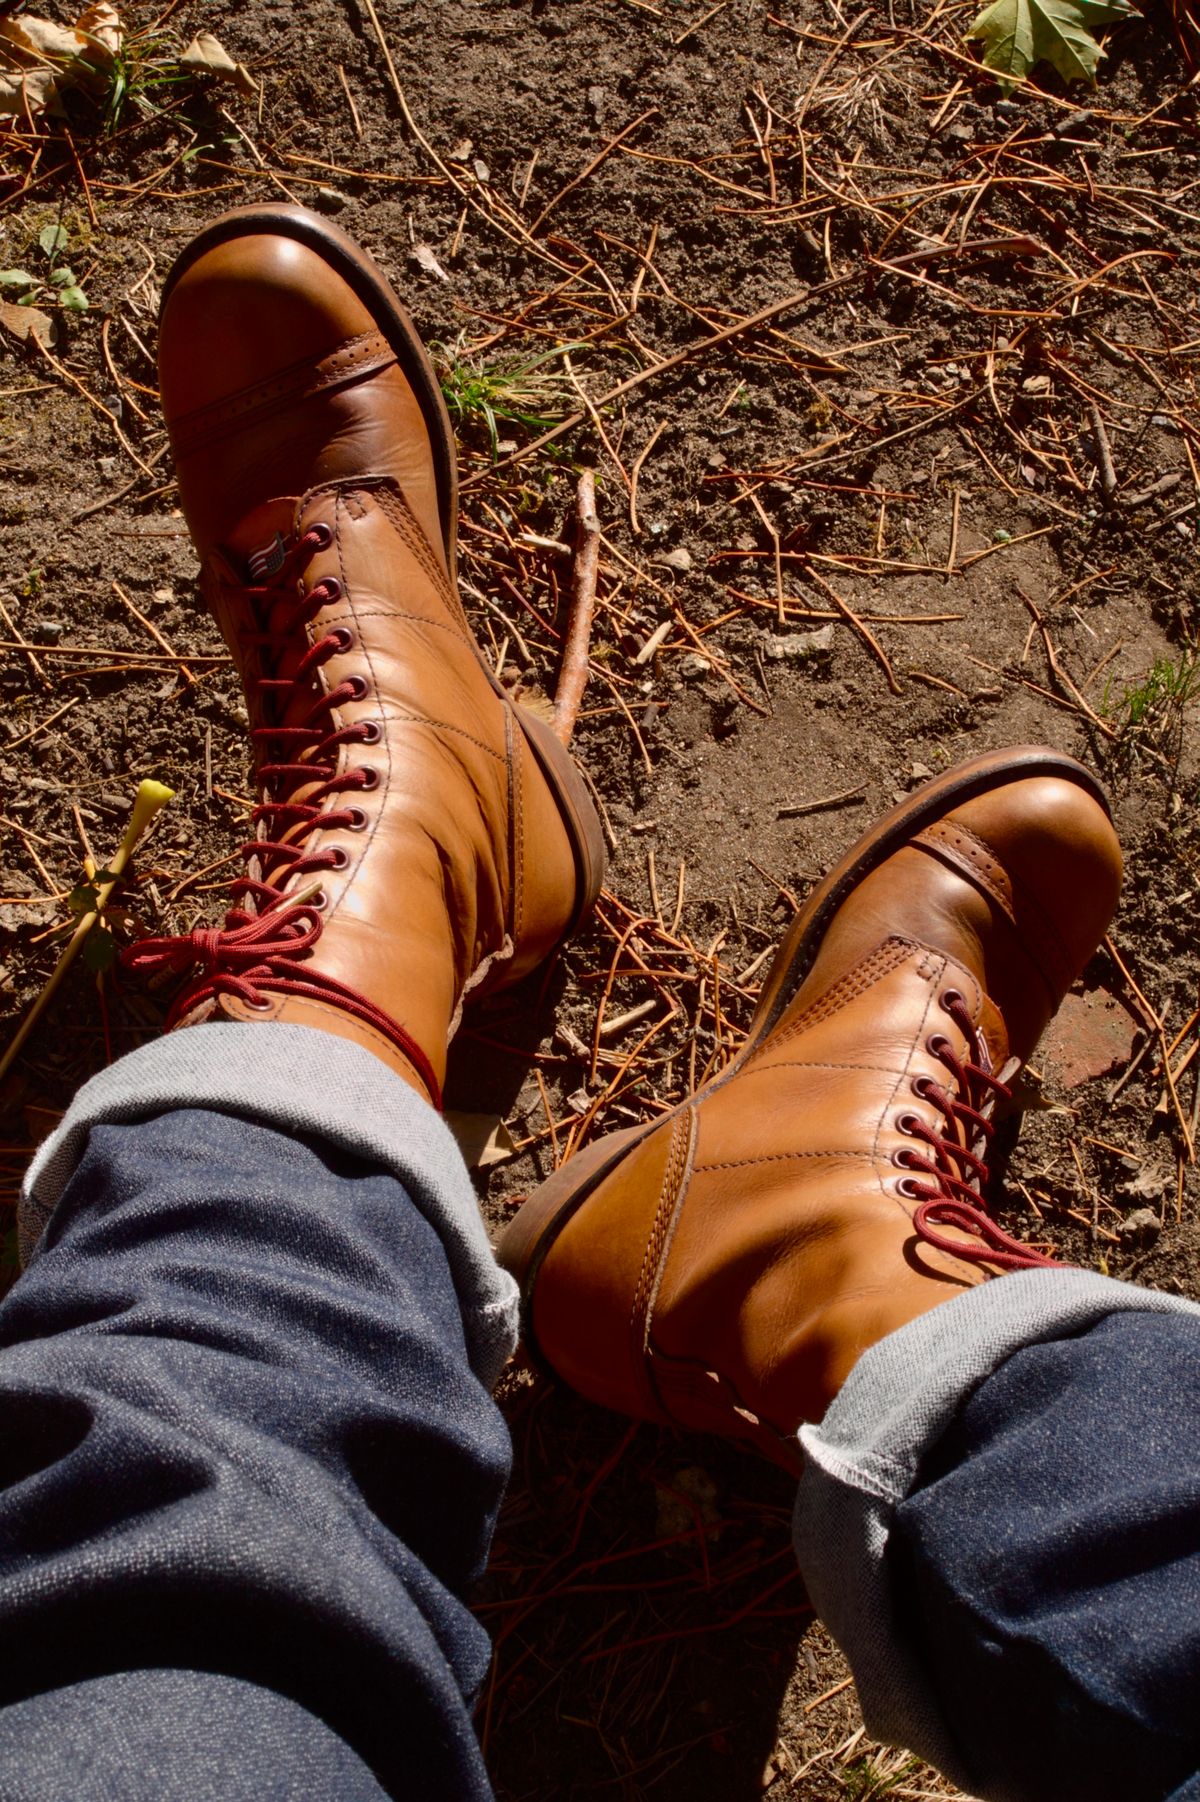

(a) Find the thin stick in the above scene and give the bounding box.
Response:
[0,597,48,688]
[552,472,600,745]
[336,63,363,138]
[1017,590,1116,741]
[629,419,666,535]
[946,487,961,578]
[529,110,658,235]
[3,697,78,753]
[461,269,861,492]
[112,581,195,687]
[805,566,901,694]
[1087,400,1119,499]
[778,783,867,818]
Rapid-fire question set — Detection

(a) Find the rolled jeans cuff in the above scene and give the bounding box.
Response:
[792,1267,1200,1787]
[18,1022,519,1390]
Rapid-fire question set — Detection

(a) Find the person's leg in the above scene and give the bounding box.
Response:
[794,1269,1200,1802]
[3,1025,515,1801]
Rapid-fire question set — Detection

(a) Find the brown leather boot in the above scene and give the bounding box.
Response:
[498,748,1122,1468]
[125,206,604,1105]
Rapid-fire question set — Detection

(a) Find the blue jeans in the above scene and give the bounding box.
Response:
[8,1027,1200,1800]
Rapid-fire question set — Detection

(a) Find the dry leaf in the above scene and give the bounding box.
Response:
[412,243,449,282]
[0,2,121,120]
[444,1110,517,1170]
[179,31,257,99]
[0,297,56,346]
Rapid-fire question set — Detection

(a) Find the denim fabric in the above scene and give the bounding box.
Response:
[0,1105,510,1800]
[0,1672,389,1802]
[795,1268,1200,1792]
[893,1310,1200,1802]
[19,1023,519,1385]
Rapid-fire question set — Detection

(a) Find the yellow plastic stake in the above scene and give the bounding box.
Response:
[0,780,175,1084]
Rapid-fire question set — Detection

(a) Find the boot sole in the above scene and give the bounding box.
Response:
[499,744,1113,1337]
[162,204,606,941]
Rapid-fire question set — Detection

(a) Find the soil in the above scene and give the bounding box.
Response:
[2,0,1200,1796]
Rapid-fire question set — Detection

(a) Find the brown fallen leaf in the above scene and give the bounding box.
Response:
[444,1110,517,1170]
[0,297,56,346]
[179,31,257,99]
[0,2,121,121]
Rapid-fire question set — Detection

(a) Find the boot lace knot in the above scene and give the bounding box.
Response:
[895,988,1053,1271]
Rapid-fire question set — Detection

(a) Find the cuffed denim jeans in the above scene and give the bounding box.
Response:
[6,1024,1200,1801]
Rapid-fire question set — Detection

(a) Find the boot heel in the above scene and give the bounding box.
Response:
[497,1122,650,1296]
[512,706,607,935]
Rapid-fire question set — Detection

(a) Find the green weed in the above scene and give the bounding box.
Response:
[1103,647,1200,786]
[80,29,190,133]
[434,335,580,458]
[0,221,88,313]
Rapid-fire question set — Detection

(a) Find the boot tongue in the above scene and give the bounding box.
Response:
[220,497,302,583]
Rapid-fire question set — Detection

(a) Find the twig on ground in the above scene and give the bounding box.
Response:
[552,472,600,745]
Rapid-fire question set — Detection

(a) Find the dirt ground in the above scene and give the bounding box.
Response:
[3,0,1200,1795]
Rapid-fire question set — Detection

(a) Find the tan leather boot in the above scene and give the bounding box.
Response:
[125,206,604,1105]
[498,748,1122,1468]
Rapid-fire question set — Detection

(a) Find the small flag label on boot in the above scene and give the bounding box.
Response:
[247,533,288,581]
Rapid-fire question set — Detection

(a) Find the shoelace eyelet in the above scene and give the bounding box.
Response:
[926,1032,952,1059]
[940,987,965,1012]
[345,675,369,702]
[308,522,333,550]
[893,1146,920,1170]
[244,994,274,1013]
[311,889,329,912]
[330,627,353,653]
[346,808,368,831]
[896,1175,925,1199]
[912,1073,936,1100]
[357,765,380,789]
[895,1112,921,1136]
[327,846,350,871]
[359,722,382,745]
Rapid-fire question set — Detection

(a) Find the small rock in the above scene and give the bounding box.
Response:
[449,138,473,162]
[31,620,63,644]
[655,546,693,573]
[946,122,974,143]
[681,654,708,679]
[472,158,490,184]
[1119,1208,1161,1247]
[1118,1163,1168,1203]
[763,625,835,661]
[313,186,348,213]
[1055,109,1094,138]
[98,456,118,478]
[910,761,934,780]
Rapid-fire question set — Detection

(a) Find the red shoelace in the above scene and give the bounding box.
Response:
[122,520,441,1105]
[894,988,1053,1270]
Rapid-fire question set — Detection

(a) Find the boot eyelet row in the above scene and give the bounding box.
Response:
[912,1073,936,1100]
[308,522,334,550]
[330,627,353,653]
[926,1032,951,1058]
